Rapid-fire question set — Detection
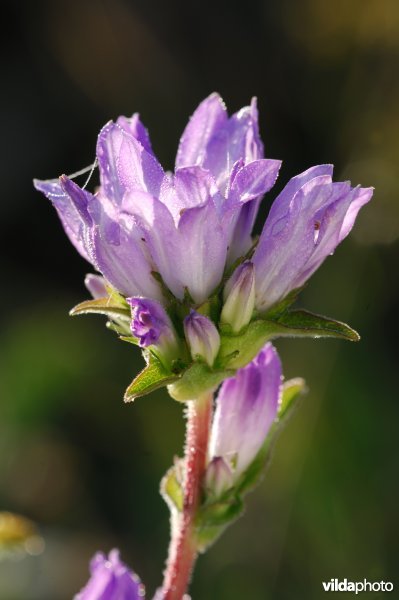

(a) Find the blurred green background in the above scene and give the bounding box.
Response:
[1,0,398,598]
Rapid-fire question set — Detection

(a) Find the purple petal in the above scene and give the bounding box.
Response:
[97,122,164,204]
[116,113,153,155]
[33,177,93,262]
[74,549,145,600]
[228,159,281,204]
[125,191,227,303]
[176,92,227,169]
[203,97,264,193]
[226,159,282,262]
[159,166,221,223]
[209,343,282,478]
[88,193,164,300]
[339,186,374,241]
[265,164,334,226]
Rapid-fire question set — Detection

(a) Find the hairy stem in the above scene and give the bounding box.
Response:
[161,391,213,600]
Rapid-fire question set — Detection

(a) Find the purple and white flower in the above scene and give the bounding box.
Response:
[252,165,373,312]
[74,549,145,600]
[207,343,282,492]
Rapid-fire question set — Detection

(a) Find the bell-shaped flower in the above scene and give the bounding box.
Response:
[34,94,281,305]
[128,298,180,368]
[74,549,145,600]
[253,165,373,312]
[208,343,282,490]
[221,260,255,333]
[184,311,220,367]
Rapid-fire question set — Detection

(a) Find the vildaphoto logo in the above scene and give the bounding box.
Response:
[322,579,394,594]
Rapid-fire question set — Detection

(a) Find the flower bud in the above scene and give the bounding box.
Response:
[74,549,145,600]
[221,261,255,333]
[209,343,282,480]
[204,456,233,498]
[85,274,108,299]
[128,297,179,369]
[184,311,220,367]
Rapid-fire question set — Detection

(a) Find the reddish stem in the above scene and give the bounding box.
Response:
[162,392,213,600]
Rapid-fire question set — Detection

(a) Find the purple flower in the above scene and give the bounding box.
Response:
[184,311,220,367]
[34,94,281,305]
[221,260,255,333]
[253,165,373,312]
[208,343,282,484]
[74,549,145,600]
[128,298,179,367]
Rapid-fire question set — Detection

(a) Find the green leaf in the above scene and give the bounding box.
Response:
[124,354,179,402]
[195,496,244,552]
[167,362,234,402]
[160,462,184,512]
[70,296,131,320]
[218,310,359,370]
[236,377,306,496]
[261,286,305,318]
[274,309,360,341]
[218,319,277,369]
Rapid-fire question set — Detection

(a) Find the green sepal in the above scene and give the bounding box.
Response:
[160,462,184,513]
[219,310,359,370]
[167,362,235,402]
[124,353,179,402]
[118,334,140,346]
[69,296,130,320]
[235,377,306,496]
[195,496,244,552]
[278,377,307,420]
[261,286,304,318]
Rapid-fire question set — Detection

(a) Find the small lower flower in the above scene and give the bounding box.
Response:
[74,549,145,600]
[207,342,282,489]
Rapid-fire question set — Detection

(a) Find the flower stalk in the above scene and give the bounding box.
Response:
[161,391,213,600]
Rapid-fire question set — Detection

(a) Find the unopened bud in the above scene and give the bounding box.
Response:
[184,311,220,367]
[221,261,255,333]
[84,274,108,299]
[204,457,233,498]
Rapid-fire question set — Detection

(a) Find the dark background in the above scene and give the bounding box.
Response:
[1,1,398,598]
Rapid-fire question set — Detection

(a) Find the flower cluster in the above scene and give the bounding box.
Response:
[34,94,372,387]
[34,93,372,599]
